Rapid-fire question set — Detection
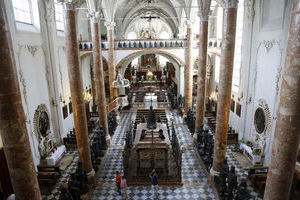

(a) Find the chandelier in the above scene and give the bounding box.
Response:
[112,73,130,88]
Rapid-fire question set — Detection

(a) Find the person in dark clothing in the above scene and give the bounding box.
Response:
[149,169,158,199]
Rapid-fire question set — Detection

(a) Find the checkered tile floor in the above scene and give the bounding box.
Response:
[42,110,263,200]
[42,151,79,200]
[92,186,215,200]
[92,111,217,200]
[226,147,262,200]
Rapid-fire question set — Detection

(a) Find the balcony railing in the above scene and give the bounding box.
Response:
[79,39,187,51]
[78,38,222,51]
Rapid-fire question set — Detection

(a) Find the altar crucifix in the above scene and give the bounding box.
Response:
[140,15,160,39]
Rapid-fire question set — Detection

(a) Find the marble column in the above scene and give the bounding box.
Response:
[195,9,210,132]
[105,22,117,101]
[264,0,300,199]
[0,0,41,198]
[91,64,97,109]
[63,3,94,175]
[211,0,238,175]
[205,65,213,103]
[91,15,110,143]
[184,21,194,111]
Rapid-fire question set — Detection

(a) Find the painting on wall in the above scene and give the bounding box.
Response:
[69,102,73,114]
[141,54,157,68]
[236,103,241,117]
[62,105,68,119]
[230,99,235,112]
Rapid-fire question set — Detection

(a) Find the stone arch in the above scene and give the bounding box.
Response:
[79,52,108,64]
[115,49,186,70]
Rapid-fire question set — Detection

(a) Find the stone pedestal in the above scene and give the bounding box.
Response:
[195,19,209,132]
[106,22,117,101]
[64,3,93,174]
[0,0,41,198]
[91,19,110,139]
[264,0,300,199]
[185,26,193,111]
[212,1,238,173]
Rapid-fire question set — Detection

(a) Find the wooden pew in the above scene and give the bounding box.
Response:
[37,163,61,195]
[248,166,269,196]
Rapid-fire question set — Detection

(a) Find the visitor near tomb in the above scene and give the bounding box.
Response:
[150,169,159,199]
[121,176,128,200]
[0,0,299,199]
[115,171,121,195]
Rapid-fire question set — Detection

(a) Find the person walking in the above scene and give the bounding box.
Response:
[121,176,128,200]
[149,169,159,199]
[116,171,121,195]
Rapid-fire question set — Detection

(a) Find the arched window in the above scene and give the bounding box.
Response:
[54,0,64,31]
[12,0,32,24]
[232,0,244,93]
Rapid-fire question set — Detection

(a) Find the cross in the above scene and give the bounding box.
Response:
[140,15,160,21]
[140,15,160,38]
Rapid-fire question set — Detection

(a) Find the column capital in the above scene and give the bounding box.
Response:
[104,21,116,30]
[58,0,85,10]
[185,19,194,28]
[198,9,211,21]
[220,0,239,8]
[88,11,101,23]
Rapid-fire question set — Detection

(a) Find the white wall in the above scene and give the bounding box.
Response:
[0,136,3,148]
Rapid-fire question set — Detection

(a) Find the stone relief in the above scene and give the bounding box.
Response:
[263,40,276,53]
[26,45,39,56]
[254,40,283,96]
[275,66,283,94]
[245,0,255,20]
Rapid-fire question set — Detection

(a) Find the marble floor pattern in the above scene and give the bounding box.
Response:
[91,110,217,200]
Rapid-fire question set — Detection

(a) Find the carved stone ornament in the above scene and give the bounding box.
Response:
[88,11,101,23]
[185,19,193,28]
[33,104,50,139]
[245,0,255,20]
[220,0,239,8]
[250,99,271,153]
[33,104,54,158]
[59,0,85,10]
[263,40,276,52]
[105,21,116,30]
[198,9,211,21]
[254,99,271,135]
[26,45,38,56]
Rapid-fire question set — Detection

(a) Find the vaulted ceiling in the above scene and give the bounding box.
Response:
[85,0,216,39]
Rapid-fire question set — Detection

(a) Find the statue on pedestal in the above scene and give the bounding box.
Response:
[147,106,157,130]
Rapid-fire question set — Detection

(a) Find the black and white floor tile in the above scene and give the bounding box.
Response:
[42,151,79,200]
[43,110,263,200]
[92,111,217,200]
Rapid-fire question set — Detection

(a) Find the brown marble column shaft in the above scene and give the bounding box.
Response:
[107,25,117,101]
[91,21,109,137]
[0,0,41,199]
[91,64,97,107]
[185,26,194,111]
[195,20,209,132]
[205,65,212,103]
[64,4,93,173]
[212,2,237,174]
[263,0,300,199]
